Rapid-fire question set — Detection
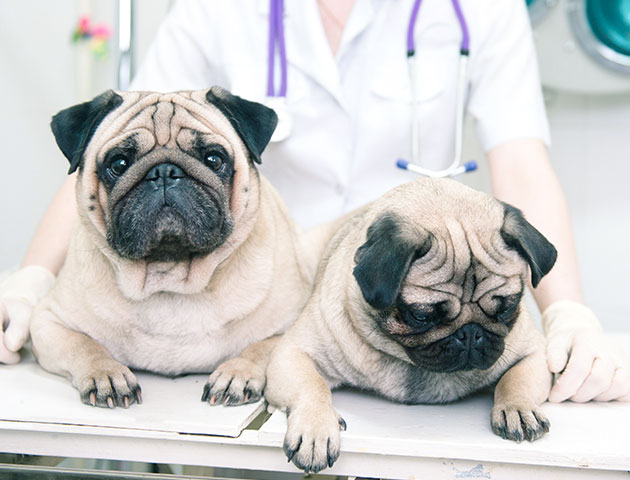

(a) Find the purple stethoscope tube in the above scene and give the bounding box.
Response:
[407,0,470,55]
[268,0,287,98]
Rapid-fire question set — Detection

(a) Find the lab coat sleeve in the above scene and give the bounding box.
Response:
[130,0,229,92]
[466,0,551,152]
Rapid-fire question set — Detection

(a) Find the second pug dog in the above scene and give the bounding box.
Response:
[30,87,325,408]
[266,178,557,473]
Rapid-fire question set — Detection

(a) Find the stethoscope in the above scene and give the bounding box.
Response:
[266,0,477,177]
[266,0,292,142]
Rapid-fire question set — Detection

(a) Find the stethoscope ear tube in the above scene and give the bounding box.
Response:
[267,0,287,98]
[266,0,291,142]
[402,0,475,178]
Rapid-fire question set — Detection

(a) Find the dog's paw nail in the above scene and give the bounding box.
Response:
[107,396,114,409]
[123,396,130,409]
[210,394,217,405]
[201,384,210,402]
[135,388,143,404]
[89,392,96,406]
[338,417,347,431]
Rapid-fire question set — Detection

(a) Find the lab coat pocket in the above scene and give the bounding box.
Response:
[371,51,449,104]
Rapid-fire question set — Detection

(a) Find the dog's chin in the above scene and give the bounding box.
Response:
[108,204,232,263]
[406,353,499,372]
[404,333,505,373]
[142,235,211,263]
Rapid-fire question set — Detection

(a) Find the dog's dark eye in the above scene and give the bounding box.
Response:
[411,310,431,324]
[494,294,521,323]
[402,302,447,332]
[204,153,224,172]
[109,155,129,177]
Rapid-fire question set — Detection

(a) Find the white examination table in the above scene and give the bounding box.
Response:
[0,335,628,479]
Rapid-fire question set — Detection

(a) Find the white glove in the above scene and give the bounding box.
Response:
[0,266,55,364]
[543,300,630,403]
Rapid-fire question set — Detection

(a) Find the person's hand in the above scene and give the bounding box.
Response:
[542,300,630,402]
[0,266,55,364]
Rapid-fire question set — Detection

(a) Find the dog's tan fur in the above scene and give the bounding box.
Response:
[265,178,554,473]
[29,89,324,407]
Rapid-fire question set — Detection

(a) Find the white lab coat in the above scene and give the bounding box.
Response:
[131,0,550,228]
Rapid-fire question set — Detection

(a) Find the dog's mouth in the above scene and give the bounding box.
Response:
[143,204,228,261]
[107,180,232,262]
[404,324,505,372]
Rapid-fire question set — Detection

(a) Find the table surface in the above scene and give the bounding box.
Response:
[1,336,629,479]
[0,351,264,438]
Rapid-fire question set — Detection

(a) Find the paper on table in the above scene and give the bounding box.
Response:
[0,350,264,438]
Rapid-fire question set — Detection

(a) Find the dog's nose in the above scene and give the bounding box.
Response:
[454,323,485,347]
[145,163,185,188]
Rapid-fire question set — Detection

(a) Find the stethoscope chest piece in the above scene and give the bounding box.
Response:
[265,96,293,143]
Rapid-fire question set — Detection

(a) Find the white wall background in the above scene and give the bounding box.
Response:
[0,0,628,331]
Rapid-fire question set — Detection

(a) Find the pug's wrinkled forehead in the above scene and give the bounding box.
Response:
[51,87,277,176]
[354,177,557,315]
[85,90,248,174]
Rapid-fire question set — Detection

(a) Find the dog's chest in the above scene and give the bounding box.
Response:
[72,293,280,375]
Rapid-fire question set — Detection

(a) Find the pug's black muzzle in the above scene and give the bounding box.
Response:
[108,162,232,262]
[406,323,505,372]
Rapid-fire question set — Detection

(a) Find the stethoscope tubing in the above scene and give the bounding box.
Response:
[268,0,288,97]
[401,0,476,177]
[406,0,470,55]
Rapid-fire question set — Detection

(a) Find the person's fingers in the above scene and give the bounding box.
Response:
[0,311,21,364]
[548,340,594,403]
[2,298,32,352]
[593,368,630,402]
[569,357,616,403]
[545,332,573,374]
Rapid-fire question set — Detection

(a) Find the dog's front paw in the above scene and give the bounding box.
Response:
[202,357,265,406]
[283,404,347,474]
[74,360,141,409]
[491,402,550,442]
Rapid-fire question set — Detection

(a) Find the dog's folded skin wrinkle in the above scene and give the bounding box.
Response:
[265,177,557,473]
[31,87,327,410]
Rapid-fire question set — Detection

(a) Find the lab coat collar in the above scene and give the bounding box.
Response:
[257,0,378,109]
[337,0,376,60]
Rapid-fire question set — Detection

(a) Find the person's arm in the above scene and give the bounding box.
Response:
[21,174,77,273]
[488,139,582,309]
[488,138,630,402]
[0,174,77,363]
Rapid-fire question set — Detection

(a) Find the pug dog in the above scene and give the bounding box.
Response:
[265,177,558,473]
[29,87,327,409]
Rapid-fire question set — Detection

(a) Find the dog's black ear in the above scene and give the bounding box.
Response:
[353,213,431,310]
[205,86,278,165]
[51,90,124,174]
[500,202,558,288]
